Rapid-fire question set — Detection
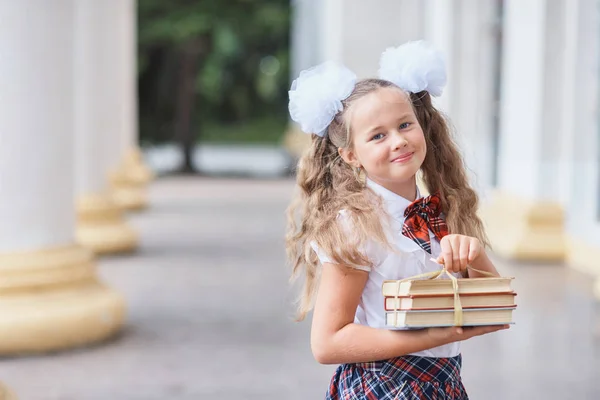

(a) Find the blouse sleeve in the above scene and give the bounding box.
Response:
[309,210,384,272]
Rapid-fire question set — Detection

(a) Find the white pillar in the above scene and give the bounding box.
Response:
[422,1,502,196]
[423,0,455,114]
[0,6,76,252]
[444,0,501,195]
[322,0,425,78]
[482,0,567,260]
[497,0,568,201]
[562,0,599,232]
[74,0,138,254]
[120,0,137,158]
[562,0,600,285]
[0,0,124,354]
[291,0,322,79]
[111,0,153,211]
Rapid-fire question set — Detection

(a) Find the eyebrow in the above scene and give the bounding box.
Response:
[364,113,413,134]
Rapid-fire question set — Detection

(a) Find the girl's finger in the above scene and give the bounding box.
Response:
[449,235,461,272]
[441,238,454,273]
[459,236,470,270]
[467,238,480,264]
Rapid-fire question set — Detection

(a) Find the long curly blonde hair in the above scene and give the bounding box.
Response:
[285,79,489,321]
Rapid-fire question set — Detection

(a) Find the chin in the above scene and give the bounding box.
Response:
[377,174,415,185]
[390,167,420,181]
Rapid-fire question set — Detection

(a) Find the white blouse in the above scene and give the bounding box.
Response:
[311,178,461,358]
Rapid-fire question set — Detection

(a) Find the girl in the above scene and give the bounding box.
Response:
[285,41,509,399]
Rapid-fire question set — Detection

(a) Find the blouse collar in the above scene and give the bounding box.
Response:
[366,178,422,223]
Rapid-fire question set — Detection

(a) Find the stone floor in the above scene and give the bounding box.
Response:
[1,177,600,399]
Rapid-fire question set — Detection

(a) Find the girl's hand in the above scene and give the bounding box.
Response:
[427,324,510,345]
[436,234,482,273]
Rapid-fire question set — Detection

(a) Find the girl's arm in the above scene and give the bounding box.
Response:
[310,261,508,365]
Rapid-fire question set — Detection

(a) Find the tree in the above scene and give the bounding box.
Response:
[138,0,290,173]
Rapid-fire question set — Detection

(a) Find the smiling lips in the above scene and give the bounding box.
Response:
[391,152,414,163]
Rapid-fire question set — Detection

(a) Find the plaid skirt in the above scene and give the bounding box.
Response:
[325,354,468,400]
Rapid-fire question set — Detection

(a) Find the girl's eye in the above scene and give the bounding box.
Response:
[399,122,411,129]
[371,133,385,141]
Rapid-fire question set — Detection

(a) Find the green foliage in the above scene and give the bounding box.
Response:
[137,0,216,45]
[137,0,291,144]
[202,116,288,144]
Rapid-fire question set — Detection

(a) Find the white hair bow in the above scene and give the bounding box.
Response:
[288,61,356,137]
[378,40,447,97]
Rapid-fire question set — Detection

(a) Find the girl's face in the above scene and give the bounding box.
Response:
[339,87,426,199]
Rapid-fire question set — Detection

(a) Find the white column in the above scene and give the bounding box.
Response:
[0,4,76,251]
[75,0,116,197]
[110,0,153,211]
[422,1,502,195]
[563,0,599,233]
[118,0,137,155]
[497,0,566,201]
[448,0,502,195]
[291,0,322,79]
[321,0,425,78]
[320,0,343,64]
[562,0,600,282]
[285,0,324,157]
[482,0,567,260]
[423,0,455,114]
[74,0,137,254]
[0,0,124,354]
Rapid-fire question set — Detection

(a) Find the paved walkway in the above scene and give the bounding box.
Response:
[1,177,599,399]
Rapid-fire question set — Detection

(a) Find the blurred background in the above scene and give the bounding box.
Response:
[0,0,599,399]
[136,0,293,176]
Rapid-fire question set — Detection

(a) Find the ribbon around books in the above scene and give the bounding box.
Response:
[391,259,497,327]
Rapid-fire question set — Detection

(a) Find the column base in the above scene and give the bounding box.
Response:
[110,147,152,212]
[0,246,125,355]
[76,194,137,254]
[121,147,154,184]
[481,191,565,261]
[281,123,310,159]
[566,237,600,299]
[0,383,17,400]
[111,184,147,212]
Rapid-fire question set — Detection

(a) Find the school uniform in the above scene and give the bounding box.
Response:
[312,178,468,399]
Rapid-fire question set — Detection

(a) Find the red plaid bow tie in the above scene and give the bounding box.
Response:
[401,192,449,254]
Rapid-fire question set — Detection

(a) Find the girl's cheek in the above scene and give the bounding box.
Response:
[409,130,425,143]
[374,150,387,163]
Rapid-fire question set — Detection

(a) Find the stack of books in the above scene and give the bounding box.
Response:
[382,276,516,329]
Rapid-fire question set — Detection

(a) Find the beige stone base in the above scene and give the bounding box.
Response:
[281,123,310,159]
[0,383,17,400]
[110,147,152,212]
[111,184,147,212]
[76,194,138,254]
[480,191,565,261]
[566,237,600,298]
[120,147,154,184]
[0,246,125,355]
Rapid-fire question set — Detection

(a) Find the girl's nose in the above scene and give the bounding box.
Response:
[392,132,408,150]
